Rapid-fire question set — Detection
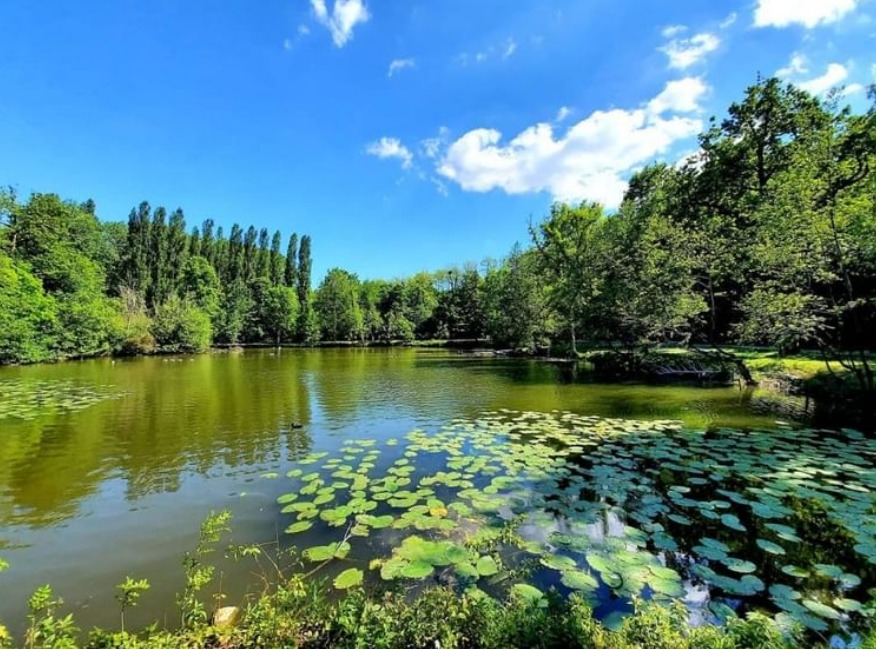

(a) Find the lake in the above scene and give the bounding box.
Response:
[0,348,868,639]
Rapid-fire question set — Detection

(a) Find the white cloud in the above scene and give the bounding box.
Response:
[647,77,708,114]
[435,79,707,207]
[754,0,859,28]
[720,13,738,29]
[311,0,370,47]
[298,24,311,36]
[799,63,849,94]
[460,38,517,65]
[777,53,809,77]
[420,127,451,159]
[367,137,413,170]
[388,58,416,77]
[843,83,865,96]
[556,106,573,122]
[283,38,293,51]
[660,33,721,70]
[662,25,687,38]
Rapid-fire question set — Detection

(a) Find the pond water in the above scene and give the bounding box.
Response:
[0,348,866,639]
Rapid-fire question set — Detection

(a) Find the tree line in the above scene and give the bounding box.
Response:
[306,78,876,391]
[2,77,875,392]
[0,194,313,361]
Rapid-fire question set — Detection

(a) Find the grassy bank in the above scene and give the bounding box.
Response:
[1,511,873,649]
[4,577,873,649]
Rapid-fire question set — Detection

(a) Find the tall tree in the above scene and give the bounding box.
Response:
[148,207,168,308]
[256,227,271,279]
[270,231,284,286]
[285,233,298,288]
[297,235,313,340]
[166,209,188,298]
[314,268,363,341]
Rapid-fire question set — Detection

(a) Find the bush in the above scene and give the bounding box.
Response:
[152,295,212,352]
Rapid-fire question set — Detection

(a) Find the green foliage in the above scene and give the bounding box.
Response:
[315,268,365,341]
[114,577,150,632]
[0,253,57,363]
[176,510,232,628]
[24,586,77,649]
[260,285,299,345]
[152,295,212,352]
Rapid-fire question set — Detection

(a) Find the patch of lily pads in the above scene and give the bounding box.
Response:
[0,379,125,420]
[269,410,876,635]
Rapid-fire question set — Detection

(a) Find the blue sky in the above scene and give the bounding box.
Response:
[1,0,874,282]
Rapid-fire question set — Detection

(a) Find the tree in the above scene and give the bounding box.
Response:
[297,235,313,340]
[270,231,284,286]
[262,286,299,346]
[152,295,212,352]
[314,268,363,341]
[483,245,548,349]
[256,227,271,280]
[166,209,188,298]
[181,256,221,322]
[531,202,606,355]
[285,233,298,288]
[148,207,168,308]
[0,253,57,363]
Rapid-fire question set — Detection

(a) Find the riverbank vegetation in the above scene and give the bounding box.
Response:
[1,511,872,649]
[3,78,875,398]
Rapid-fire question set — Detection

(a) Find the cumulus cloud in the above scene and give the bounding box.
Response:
[556,106,573,122]
[435,79,708,207]
[647,78,708,114]
[388,58,416,77]
[366,137,413,170]
[660,32,720,70]
[420,127,451,160]
[777,53,809,77]
[662,25,687,38]
[311,0,370,47]
[719,13,738,29]
[754,0,859,28]
[799,63,850,94]
[502,39,518,59]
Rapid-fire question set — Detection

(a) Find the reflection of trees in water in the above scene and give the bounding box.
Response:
[0,352,314,528]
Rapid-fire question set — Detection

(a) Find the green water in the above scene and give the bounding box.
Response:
[0,349,812,636]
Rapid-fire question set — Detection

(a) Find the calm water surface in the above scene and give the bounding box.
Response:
[0,349,803,635]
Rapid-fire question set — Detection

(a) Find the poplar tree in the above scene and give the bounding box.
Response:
[297,234,313,339]
[257,227,271,279]
[270,231,284,285]
[285,233,298,288]
[166,209,188,297]
[148,207,168,308]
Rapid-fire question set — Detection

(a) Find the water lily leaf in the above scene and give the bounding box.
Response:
[303,542,351,562]
[756,539,785,555]
[401,561,435,579]
[781,565,810,579]
[510,583,546,604]
[720,514,746,532]
[560,569,598,592]
[723,559,757,574]
[285,521,313,534]
[802,599,842,620]
[476,556,500,577]
[333,568,364,590]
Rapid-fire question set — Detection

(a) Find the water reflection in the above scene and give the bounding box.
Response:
[0,349,803,636]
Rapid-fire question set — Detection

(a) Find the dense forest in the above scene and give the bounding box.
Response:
[1,78,875,391]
